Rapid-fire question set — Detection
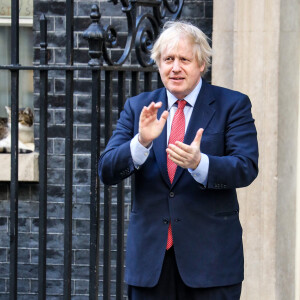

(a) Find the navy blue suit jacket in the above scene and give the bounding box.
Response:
[98,79,259,288]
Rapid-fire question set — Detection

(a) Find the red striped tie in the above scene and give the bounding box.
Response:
[166,100,187,249]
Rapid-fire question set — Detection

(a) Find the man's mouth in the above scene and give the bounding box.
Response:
[170,77,184,81]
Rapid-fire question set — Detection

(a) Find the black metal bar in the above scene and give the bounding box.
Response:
[130,71,139,212]
[103,70,113,300]
[63,55,74,300]
[63,0,74,299]
[118,71,126,116]
[11,0,19,65]
[116,71,126,300]
[66,0,74,65]
[157,72,164,88]
[130,71,139,215]
[131,71,139,97]
[89,68,101,300]
[144,71,152,92]
[82,6,105,299]
[38,14,48,300]
[9,0,19,298]
[9,71,19,300]
[134,0,161,6]
[0,65,158,72]
[63,59,74,300]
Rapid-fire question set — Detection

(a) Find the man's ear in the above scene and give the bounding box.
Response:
[200,62,205,73]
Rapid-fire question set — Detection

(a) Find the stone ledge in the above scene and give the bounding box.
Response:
[0,152,39,182]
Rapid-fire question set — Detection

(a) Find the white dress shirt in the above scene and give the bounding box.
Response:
[130,78,209,186]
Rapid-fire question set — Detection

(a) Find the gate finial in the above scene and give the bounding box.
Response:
[83,5,106,66]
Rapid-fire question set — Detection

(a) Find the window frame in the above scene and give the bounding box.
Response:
[0,10,37,182]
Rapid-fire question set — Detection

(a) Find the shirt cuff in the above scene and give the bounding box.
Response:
[130,134,152,169]
[188,153,209,186]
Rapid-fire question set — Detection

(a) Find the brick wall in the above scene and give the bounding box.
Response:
[0,0,212,298]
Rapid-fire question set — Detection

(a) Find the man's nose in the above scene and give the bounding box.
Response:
[172,59,181,72]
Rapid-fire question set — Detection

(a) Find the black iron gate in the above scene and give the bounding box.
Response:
[0,0,183,299]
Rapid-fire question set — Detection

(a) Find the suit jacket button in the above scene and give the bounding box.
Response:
[169,192,175,198]
[163,218,169,224]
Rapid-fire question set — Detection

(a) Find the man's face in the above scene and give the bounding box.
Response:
[158,37,204,100]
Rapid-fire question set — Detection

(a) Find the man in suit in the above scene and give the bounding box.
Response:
[99,21,258,300]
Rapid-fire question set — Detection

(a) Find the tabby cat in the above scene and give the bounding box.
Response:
[0,106,34,153]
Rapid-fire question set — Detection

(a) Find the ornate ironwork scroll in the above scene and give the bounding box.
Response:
[83,0,184,67]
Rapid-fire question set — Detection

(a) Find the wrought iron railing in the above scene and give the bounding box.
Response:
[0,0,183,299]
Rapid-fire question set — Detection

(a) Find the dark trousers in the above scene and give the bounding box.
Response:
[128,247,242,300]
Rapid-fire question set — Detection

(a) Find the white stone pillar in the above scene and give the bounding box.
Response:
[277,1,300,299]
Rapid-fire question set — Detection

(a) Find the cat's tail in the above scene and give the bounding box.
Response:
[19,148,33,153]
[0,147,33,153]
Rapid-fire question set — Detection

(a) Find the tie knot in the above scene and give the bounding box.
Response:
[177,100,187,110]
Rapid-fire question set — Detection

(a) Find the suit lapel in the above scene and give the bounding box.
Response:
[172,80,216,186]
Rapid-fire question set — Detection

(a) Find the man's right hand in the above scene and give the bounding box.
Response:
[138,101,169,148]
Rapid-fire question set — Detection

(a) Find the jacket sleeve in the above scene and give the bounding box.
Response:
[206,95,259,189]
[98,98,137,185]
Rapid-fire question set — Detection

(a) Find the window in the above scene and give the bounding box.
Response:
[0,0,37,182]
[0,0,33,117]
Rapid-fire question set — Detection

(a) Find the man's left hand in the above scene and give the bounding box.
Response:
[166,128,204,170]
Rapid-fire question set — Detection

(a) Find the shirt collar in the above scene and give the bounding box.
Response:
[167,77,202,110]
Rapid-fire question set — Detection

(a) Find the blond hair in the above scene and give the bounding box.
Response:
[151,21,212,75]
